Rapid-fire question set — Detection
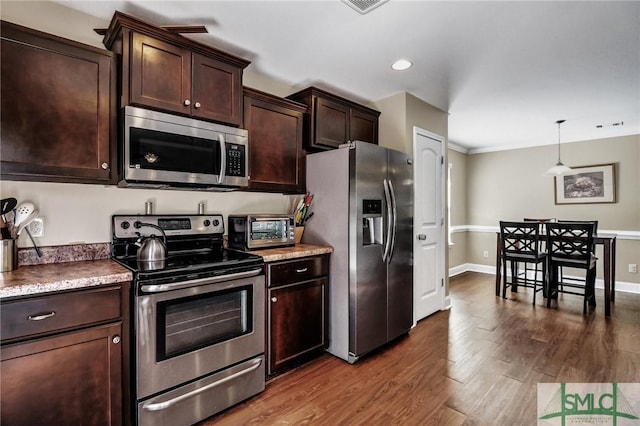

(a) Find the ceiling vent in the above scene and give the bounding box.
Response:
[342,0,389,15]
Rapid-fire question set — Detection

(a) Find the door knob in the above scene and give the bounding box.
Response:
[417,234,427,240]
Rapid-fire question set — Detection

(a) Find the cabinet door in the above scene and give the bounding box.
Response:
[0,22,114,183]
[350,108,379,145]
[1,323,123,426]
[192,53,243,126]
[313,96,350,149]
[268,278,328,375]
[244,93,305,193]
[130,32,191,114]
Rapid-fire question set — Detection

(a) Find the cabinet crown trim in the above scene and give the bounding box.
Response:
[102,11,250,69]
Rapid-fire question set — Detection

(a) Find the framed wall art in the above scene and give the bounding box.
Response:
[554,163,616,204]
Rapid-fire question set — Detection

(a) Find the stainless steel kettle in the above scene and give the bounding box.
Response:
[134,222,167,268]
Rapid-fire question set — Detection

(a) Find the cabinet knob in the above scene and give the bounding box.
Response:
[184,100,191,106]
[271,297,277,303]
[295,267,308,273]
[101,162,109,170]
[112,335,121,344]
[194,102,201,109]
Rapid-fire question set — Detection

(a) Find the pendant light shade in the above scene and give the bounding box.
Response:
[544,119,571,176]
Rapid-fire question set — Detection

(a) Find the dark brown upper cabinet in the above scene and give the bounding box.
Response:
[287,87,380,151]
[102,11,250,127]
[243,88,307,193]
[0,21,116,184]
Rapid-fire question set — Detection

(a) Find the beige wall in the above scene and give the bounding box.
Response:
[464,134,640,285]
[448,149,468,269]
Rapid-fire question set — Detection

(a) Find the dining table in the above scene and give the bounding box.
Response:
[495,231,617,316]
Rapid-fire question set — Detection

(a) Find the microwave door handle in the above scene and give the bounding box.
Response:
[218,134,226,184]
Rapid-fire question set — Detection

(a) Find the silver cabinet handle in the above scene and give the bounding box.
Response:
[184,99,191,106]
[417,234,427,240]
[194,102,201,109]
[112,335,121,344]
[271,297,277,302]
[101,162,109,170]
[295,267,308,273]
[28,311,56,321]
[142,358,263,412]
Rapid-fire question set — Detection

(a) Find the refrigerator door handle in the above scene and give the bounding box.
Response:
[388,179,398,262]
[383,178,393,262]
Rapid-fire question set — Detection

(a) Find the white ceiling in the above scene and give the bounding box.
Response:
[56,0,640,152]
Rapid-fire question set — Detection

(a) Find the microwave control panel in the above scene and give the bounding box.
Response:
[226,143,246,177]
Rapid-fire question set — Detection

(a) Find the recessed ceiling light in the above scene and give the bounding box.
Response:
[391,59,412,71]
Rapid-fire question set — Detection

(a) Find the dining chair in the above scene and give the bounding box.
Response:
[545,222,597,314]
[522,218,556,283]
[499,221,546,304]
[557,220,598,290]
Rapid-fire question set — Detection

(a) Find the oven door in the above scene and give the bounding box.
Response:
[135,268,264,400]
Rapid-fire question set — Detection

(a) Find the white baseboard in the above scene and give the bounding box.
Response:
[448,263,640,295]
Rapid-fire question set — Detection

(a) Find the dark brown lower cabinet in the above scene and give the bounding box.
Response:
[266,255,329,377]
[1,323,122,426]
[0,283,128,426]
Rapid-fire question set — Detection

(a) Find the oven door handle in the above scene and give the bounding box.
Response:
[141,358,263,412]
[140,268,263,293]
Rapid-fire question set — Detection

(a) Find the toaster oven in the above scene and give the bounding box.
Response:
[228,215,296,250]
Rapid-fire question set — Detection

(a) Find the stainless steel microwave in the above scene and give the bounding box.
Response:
[121,106,249,190]
[228,214,296,250]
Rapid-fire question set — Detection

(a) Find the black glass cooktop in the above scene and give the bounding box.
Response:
[113,248,264,279]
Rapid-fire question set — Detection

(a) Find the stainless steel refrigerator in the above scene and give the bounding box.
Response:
[304,141,413,363]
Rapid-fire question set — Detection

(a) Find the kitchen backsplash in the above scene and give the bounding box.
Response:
[18,243,111,266]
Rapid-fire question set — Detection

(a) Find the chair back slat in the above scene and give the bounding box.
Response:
[500,221,542,256]
[546,222,595,265]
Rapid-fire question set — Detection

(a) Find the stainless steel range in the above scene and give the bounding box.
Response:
[111,214,265,426]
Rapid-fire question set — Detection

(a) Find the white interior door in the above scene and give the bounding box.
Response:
[413,127,445,322]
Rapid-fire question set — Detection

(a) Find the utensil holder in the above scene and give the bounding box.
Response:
[0,239,18,272]
[294,226,304,244]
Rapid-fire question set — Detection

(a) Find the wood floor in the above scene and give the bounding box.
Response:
[199,272,640,425]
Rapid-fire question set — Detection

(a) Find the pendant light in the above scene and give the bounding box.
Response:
[544,119,571,176]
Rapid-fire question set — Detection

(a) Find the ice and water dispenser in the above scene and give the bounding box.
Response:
[362,199,383,245]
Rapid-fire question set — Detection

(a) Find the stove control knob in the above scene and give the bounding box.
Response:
[203,219,211,227]
[212,219,220,227]
[121,221,130,230]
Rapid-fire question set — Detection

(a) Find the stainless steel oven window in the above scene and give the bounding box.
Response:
[156,285,253,360]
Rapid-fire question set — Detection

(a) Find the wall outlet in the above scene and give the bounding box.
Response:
[28,217,44,238]
[483,250,489,259]
[629,264,638,274]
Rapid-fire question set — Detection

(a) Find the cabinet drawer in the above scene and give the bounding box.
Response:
[267,255,329,287]
[1,286,122,342]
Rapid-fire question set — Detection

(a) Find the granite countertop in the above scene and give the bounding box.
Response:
[0,259,133,300]
[0,243,331,300]
[248,243,333,263]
